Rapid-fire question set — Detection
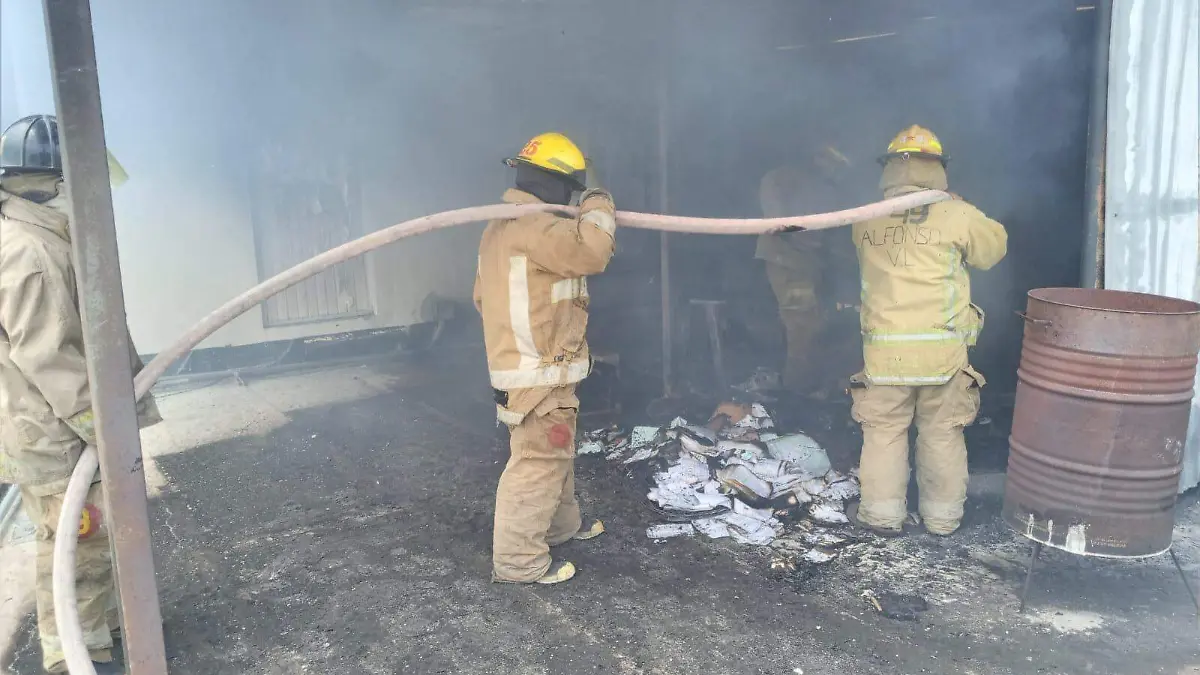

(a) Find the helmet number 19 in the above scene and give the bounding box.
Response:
[901,205,930,225]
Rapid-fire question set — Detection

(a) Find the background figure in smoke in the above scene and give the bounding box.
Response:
[754,147,855,398]
[475,133,615,584]
[0,115,160,674]
[849,126,1007,537]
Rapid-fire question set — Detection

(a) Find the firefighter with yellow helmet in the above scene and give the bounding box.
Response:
[474,132,615,584]
[850,125,1007,536]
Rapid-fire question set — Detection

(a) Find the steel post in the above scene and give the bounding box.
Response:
[657,82,673,398]
[41,0,169,672]
[1080,0,1112,289]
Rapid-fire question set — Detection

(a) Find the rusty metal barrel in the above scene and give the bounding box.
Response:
[1003,288,1200,558]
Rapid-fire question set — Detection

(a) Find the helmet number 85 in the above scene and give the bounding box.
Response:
[519,140,541,158]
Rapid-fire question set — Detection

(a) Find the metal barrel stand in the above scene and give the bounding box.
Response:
[1002,288,1200,622]
[1018,541,1200,620]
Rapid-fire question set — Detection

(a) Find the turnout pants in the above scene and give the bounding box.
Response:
[20,482,116,673]
[765,262,822,394]
[493,386,583,582]
[851,368,983,534]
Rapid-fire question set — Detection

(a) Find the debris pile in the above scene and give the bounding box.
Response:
[579,402,863,568]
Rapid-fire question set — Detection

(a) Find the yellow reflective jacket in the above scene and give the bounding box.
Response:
[0,183,161,494]
[852,192,1007,385]
[474,188,616,424]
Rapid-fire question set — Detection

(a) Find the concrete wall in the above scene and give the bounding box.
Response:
[2,0,511,353]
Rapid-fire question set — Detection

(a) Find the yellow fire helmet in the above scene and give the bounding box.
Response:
[505,132,587,185]
[814,144,852,183]
[879,125,947,165]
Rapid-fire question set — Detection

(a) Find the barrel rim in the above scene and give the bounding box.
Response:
[1028,287,1200,316]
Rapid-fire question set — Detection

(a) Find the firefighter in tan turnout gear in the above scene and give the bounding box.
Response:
[0,115,160,674]
[474,132,614,584]
[850,125,1007,537]
[755,147,853,396]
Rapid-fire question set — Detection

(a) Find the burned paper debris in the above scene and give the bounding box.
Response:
[646,523,695,540]
[579,402,863,568]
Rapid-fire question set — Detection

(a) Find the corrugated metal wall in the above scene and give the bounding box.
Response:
[1103,0,1200,491]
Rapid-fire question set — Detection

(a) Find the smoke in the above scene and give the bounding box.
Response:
[654,0,1094,392]
[3,0,1094,393]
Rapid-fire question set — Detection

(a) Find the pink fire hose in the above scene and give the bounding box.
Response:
[54,190,949,673]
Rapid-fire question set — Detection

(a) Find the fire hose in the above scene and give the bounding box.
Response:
[53,190,949,673]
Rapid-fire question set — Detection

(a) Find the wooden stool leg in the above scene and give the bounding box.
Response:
[704,303,726,391]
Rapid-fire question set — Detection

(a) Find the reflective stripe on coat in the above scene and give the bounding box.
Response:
[474,188,615,422]
[852,193,1006,385]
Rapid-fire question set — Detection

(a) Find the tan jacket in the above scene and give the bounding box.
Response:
[0,184,160,495]
[754,165,824,274]
[474,188,616,424]
[853,177,1007,385]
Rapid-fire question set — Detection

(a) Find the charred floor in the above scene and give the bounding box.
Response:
[4,333,1199,675]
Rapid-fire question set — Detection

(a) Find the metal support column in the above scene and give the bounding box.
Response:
[657,82,673,398]
[1080,0,1112,289]
[41,0,169,672]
